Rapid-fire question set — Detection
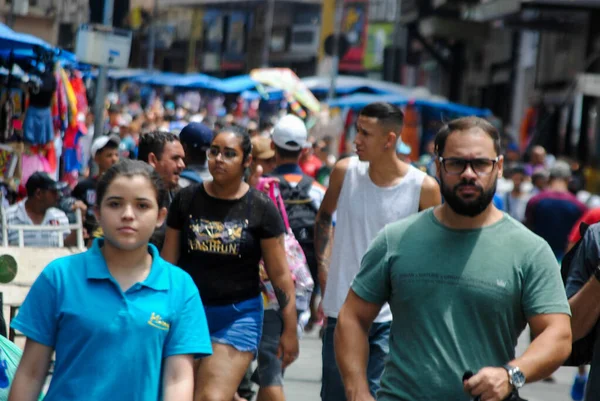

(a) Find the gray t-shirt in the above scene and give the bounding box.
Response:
[352,209,571,401]
[566,223,600,401]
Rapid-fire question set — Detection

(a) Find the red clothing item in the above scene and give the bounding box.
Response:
[299,155,323,178]
[568,207,600,243]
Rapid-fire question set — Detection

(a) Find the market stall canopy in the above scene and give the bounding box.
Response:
[250,68,320,113]
[57,50,78,66]
[0,23,54,54]
[130,72,221,90]
[417,99,492,118]
[215,74,258,93]
[327,93,410,109]
[301,75,429,98]
[327,93,491,118]
[240,88,284,101]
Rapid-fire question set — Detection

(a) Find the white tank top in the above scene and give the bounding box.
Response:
[323,156,426,322]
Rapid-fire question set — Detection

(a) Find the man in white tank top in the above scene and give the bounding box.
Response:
[315,102,441,401]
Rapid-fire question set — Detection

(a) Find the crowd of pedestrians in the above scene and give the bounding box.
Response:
[4,99,600,401]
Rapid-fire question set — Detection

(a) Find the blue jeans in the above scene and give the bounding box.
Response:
[321,317,390,401]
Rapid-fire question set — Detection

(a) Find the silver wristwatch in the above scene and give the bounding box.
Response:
[503,364,526,389]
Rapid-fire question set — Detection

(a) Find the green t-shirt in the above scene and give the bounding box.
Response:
[352,208,571,401]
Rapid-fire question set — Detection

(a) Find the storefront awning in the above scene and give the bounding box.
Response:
[464,0,600,23]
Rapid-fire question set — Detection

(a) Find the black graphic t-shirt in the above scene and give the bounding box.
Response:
[167,184,285,305]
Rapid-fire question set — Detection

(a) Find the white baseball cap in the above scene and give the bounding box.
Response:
[91,135,121,157]
[272,115,307,151]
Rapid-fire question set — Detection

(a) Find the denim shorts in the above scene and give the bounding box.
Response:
[252,310,284,386]
[204,295,264,357]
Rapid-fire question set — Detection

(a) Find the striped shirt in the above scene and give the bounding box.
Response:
[1,200,70,247]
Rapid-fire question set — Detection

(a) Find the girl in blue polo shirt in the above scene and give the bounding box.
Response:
[9,160,212,401]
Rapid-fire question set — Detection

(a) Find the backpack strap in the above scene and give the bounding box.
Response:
[275,174,316,208]
[268,182,290,230]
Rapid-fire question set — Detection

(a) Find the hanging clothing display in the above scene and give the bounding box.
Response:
[24,69,56,145]
[69,70,88,115]
[0,93,14,143]
[23,106,54,145]
[21,153,52,185]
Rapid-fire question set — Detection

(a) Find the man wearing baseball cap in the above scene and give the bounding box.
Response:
[1,173,78,247]
[178,122,213,187]
[271,114,327,331]
[72,134,120,237]
[251,136,276,176]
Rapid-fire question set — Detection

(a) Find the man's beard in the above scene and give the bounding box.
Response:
[440,175,497,217]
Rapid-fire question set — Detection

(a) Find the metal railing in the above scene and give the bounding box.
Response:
[0,208,85,250]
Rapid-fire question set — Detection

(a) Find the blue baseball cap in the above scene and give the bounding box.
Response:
[179,122,213,149]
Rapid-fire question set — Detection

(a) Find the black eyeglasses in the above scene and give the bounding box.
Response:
[438,157,499,176]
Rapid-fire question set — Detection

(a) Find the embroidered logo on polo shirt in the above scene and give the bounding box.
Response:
[147,313,170,331]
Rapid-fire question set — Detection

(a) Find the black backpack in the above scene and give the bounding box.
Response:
[275,174,318,247]
[561,221,596,366]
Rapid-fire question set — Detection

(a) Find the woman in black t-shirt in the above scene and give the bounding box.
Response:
[162,126,299,401]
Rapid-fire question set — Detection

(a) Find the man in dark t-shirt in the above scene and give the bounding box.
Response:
[72,135,120,237]
[566,222,600,401]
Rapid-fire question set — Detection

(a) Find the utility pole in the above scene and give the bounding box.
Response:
[261,0,275,68]
[6,0,17,29]
[92,0,114,140]
[147,0,159,71]
[327,0,343,101]
[390,0,403,83]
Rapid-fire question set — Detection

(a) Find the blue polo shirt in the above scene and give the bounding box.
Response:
[12,239,212,401]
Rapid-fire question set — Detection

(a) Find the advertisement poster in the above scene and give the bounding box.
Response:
[222,11,247,71]
[340,0,368,72]
[363,23,393,71]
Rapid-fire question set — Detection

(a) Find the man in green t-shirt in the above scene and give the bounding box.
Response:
[335,116,572,401]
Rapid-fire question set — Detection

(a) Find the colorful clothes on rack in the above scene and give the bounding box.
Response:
[24,106,54,145]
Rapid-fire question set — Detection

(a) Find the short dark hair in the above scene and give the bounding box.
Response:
[434,117,501,157]
[138,131,179,163]
[274,145,302,160]
[358,102,404,131]
[96,159,168,209]
[183,143,208,165]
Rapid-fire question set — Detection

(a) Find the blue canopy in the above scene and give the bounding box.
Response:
[108,68,149,80]
[302,75,416,97]
[0,23,53,53]
[416,99,492,118]
[327,93,492,118]
[129,72,220,90]
[240,88,284,101]
[327,94,409,109]
[215,75,257,93]
[174,73,222,90]
[57,49,78,65]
